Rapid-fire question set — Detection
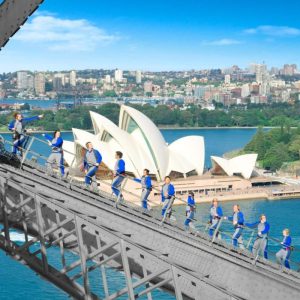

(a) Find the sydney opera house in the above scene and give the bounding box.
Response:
[63,105,205,181]
[211,154,258,180]
[62,105,258,196]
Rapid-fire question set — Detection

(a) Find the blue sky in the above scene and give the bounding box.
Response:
[1,0,300,72]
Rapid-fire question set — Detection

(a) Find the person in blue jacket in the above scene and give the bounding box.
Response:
[184,191,196,230]
[111,151,126,200]
[42,130,65,177]
[224,204,244,247]
[82,142,102,188]
[134,168,152,210]
[246,214,270,259]
[8,112,43,155]
[209,199,223,237]
[161,176,175,217]
[276,228,292,269]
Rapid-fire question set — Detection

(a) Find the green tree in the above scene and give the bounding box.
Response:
[263,143,291,171]
[103,90,117,97]
[244,127,270,160]
[288,138,300,160]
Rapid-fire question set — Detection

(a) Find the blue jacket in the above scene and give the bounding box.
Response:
[186,196,196,213]
[281,236,292,250]
[8,116,40,131]
[134,175,152,189]
[187,195,196,207]
[161,183,175,202]
[83,149,102,169]
[44,134,63,151]
[115,159,125,175]
[228,211,244,227]
[245,221,270,235]
[209,206,223,222]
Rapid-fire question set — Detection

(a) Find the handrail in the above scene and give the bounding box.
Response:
[1,132,299,271]
[1,134,160,208]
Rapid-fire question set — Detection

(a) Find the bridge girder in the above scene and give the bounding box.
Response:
[0,162,300,300]
[0,172,239,300]
[0,0,44,50]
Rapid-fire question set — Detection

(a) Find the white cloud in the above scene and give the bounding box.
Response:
[202,38,241,46]
[244,26,300,37]
[15,14,120,51]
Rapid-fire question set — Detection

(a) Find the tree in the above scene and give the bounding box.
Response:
[103,90,117,97]
[244,127,270,160]
[288,138,300,160]
[263,143,291,171]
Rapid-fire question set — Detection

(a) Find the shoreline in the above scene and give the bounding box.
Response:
[156,191,300,207]
[0,126,275,134]
[127,191,300,208]
[159,126,273,130]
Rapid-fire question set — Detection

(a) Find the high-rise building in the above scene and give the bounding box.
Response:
[105,75,111,84]
[115,69,123,82]
[282,64,297,76]
[34,73,45,95]
[255,64,267,84]
[53,77,63,91]
[27,74,34,90]
[259,82,269,96]
[54,73,66,86]
[17,71,28,90]
[69,70,77,87]
[241,84,250,98]
[249,63,257,74]
[144,81,153,93]
[194,86,209,98]
[136,70,142,84]
[224,74,231,85]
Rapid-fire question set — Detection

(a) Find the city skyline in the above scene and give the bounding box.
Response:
[1,0,300,72]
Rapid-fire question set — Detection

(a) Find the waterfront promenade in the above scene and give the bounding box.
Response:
[97,174,300,208]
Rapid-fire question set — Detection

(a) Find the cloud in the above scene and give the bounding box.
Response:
[14,13,120,51]
[244,26,300,37]
[202,38,241,46]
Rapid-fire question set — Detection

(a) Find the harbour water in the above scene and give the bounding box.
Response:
[0,128,299,299]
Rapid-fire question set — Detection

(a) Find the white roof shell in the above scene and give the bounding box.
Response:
[119,105,169,180]
[62,105,205,181]
[211,154,258,179]
[168,136,205,176]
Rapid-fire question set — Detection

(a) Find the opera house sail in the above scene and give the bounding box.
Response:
[211,154,258,179]
[63,105,205,181]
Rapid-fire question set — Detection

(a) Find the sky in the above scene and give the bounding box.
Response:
[1,0,300,72]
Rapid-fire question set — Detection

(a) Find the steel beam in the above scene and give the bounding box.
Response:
[0,165,300,300]
[0,0,44,50]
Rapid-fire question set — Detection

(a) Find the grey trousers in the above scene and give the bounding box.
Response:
[47,152,64,175]
[252,237,267,258]
[86,166,98,189]
[276,249,290,267]
[141,189,151,209]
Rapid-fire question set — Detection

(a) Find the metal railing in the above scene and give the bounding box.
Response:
[0,132,300,272]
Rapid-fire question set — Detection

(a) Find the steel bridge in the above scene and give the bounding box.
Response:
[0,145,300,299]
[1,0,300,299]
